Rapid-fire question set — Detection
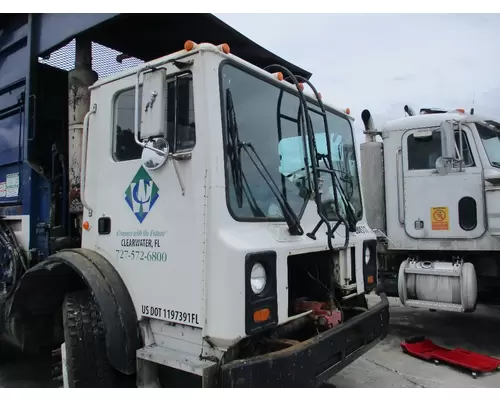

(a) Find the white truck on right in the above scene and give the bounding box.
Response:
[360,106,500,312]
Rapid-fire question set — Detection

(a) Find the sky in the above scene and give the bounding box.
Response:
[215,13,500,141]
[38,13,500,145]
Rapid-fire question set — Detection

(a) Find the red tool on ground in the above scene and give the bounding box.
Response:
[401,336,500,379]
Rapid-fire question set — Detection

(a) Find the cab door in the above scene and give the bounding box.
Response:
[402,125,486,239]
[83,61,208,328]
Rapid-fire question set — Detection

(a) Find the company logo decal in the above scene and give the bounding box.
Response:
[124,166,159,223]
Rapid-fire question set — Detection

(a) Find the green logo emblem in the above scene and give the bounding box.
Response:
[124,166,160,223]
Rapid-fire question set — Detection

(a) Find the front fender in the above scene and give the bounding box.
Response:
[9,248,141,375]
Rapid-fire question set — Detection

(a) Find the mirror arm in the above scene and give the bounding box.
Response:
[145,143,168,157]
[458,121,464,171]
[172,152,192,161]
[172,159,186,196]
[458,121,463,159]
[134,65,188,197]
[173,75,179,155]
[134,66,148,148]
[142,141,186,196]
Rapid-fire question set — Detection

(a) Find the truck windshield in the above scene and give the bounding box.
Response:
[476,122,500,168]
[220,63,362,222]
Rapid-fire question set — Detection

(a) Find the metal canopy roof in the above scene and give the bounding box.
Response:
[34,13,312,80]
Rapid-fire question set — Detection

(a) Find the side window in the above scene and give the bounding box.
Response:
[114,87,142,162]
[113,72,196,162]
[458,196,477,231]
[407,129,474,170]
[407,131,442,170]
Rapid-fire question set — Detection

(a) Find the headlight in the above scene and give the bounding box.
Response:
[250,263,267,294]
[365,247,371,264]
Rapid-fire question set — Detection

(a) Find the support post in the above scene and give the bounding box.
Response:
[68,38,98,233]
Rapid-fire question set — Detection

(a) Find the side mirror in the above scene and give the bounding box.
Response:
[435,156,452,176]
[141,137,169,171]
[440,121,455,159]
[140,69,166,140]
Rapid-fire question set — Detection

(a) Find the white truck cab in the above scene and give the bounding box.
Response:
[1,38,389,388]
[361,106,500,313]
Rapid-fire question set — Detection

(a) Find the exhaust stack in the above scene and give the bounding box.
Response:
[404,105,416,116]
[68,38,98,232]
[361,109,377,142]
[359,108,386,235]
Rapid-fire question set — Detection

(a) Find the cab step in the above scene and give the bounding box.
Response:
[137,344,217,376]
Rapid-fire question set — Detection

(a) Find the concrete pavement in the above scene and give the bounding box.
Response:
[329,295,500,388]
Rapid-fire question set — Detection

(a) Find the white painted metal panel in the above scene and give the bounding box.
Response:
[402,127,486,240]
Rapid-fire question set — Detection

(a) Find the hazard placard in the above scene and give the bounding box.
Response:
[431,206,449,230]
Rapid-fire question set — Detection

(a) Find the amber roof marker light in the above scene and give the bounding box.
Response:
[184,40,197,51]
[272,71,284,81]
[184,40,230,54]
[217,43,231,54]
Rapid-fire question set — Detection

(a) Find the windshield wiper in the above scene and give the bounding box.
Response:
[225,89,304,235]
[226,90,265,218]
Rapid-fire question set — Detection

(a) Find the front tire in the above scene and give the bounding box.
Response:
[62,289,117,387]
